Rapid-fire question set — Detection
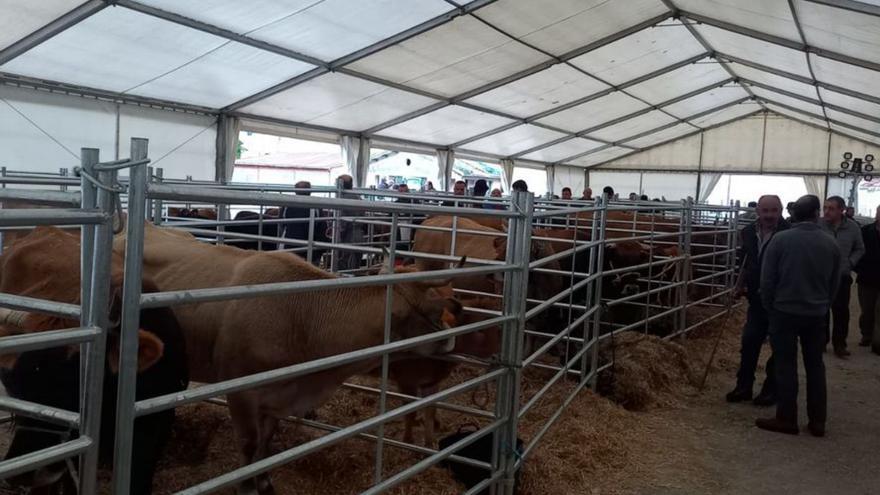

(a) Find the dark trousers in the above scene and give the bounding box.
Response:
[827,275,852,349]
[857,284,880,343]
[769,310,827,425]
[736,301,775,393]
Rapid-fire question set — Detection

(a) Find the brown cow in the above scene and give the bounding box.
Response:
[0,227,188,495]
[381,281,501,447]
[115,224,461,494]
[413,216,565,335]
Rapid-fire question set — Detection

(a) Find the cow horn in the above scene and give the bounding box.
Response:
[0,308,29,328]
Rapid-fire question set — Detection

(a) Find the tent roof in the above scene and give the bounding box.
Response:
[2,0,879,168]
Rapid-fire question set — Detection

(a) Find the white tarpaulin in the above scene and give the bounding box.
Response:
[1,0,879,177]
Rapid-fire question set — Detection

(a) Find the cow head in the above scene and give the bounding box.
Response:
[380,252,466,356]
[0,289,166,374]
[610,272,642,298]
[0,291,182,493]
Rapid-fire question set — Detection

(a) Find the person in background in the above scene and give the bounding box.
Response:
[561,187,572,200]
[425,181,436,192]
[757,194,839,437]
[333,174,364,271]
[821,196,865,357]
[453,180,467,196]
[727,195,790,406]
[444,180,469,207]
[846,206,855,219]
[741,201,759,223]
[394,183,419,253]
[484,188,505,210]
[511,180,528,193]
[628,192,638,201]
[602,186,615,200]
[473,179,489,198]
[580,188,593,200]
[785,202,795,222]
[281,181,318,256]
[855,205,880,355]
[640,194,649,201]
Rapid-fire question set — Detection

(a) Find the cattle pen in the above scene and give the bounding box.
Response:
[0,139,741,494]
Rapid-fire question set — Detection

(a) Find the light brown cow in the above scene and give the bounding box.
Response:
[114,224,461,494]
[382,282,501,447]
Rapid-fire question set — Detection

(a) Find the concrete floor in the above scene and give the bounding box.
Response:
[621,291,880,495]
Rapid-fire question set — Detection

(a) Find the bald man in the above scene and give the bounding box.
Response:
[727,195,789,406]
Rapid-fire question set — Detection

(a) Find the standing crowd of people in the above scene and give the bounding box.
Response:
[728,194,879,437]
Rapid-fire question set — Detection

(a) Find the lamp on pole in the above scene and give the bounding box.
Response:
[837,152,875,212]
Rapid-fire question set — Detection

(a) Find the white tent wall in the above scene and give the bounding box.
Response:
[602,133,702,171]
[761,115,830,174]
[586,113,880,203]
[0,84,218,179]
[0,84,115,173]
[641,172,698,201]
[588,171,641,199]
[699,116,764,172]
[118,105,216,180]
[512,164,548,195]
[829,133,880,170]
[553,165,586,197]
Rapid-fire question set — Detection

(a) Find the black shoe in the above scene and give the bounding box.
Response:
[834,347,851,358]
[725,386,752,403]
[807,422,825,437]
[753,390,776,407]
[756,417,799,435]
[858,337,872,347]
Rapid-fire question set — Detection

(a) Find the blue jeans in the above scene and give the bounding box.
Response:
[768,310,827,425]
[736,301,775,394]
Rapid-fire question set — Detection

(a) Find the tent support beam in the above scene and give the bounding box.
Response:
[659,0,766,114]
[585,109,765,169]
[363,28,699,138]
[222,0,501,112]
[0,0,106,66]
[440,52,711,151]
[801,0,880,17]
[742,79,880,126]
[756,98,880,140]
[505,78,735,160]
[787,0,831,124]
[554,98,757,164]
[116,0,328,68]
[0,72,217,115]
[676,9,880,73]
[719,53,880,106]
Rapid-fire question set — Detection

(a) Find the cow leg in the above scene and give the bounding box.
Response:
[228,395,266,495]
[252,414,280,495]
[420,384,440,448]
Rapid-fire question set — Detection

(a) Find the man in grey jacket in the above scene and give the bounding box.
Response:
[758,195,840,437]
[821,196,865,357]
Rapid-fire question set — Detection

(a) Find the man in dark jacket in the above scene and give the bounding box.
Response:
[821,196,865,357]
[757,195,840,436]
[727,195,790,406]
[280,181,329,262]
[856,205,880,355]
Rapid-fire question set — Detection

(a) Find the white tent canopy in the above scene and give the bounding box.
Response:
[1,0,880,178]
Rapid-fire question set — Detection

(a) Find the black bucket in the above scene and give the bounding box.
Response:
[439,426,523,495]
